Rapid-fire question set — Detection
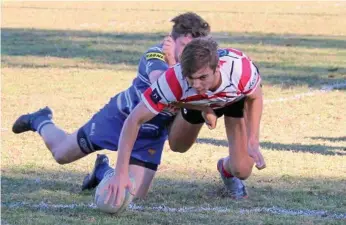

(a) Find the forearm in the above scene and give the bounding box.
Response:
[171,102,210,112]
[115,118,141,174]
[245,93,263,146]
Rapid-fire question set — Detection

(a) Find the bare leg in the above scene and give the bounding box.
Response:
[40,124,86,164]
[168,112,203,153]
[129,165,156,198]
[12,107,86,164]
[223,117,254,180]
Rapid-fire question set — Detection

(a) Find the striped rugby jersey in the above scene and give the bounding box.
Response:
[142,48,261,114]
[115,44,175,130]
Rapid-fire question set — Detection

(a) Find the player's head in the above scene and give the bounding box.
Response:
[180,37,220,94]
[170,12,210,62]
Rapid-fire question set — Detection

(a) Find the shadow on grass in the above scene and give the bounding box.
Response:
[308,136,346,142]
[1,28,163,67]
[196,138,346,156]
[1,169,87,196]
[1,168,345,219]
[2,28,345,88]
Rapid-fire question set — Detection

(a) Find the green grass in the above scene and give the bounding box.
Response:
[1,2,346,225]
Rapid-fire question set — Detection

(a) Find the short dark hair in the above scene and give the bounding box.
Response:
[171,12,210,40]
[180,38,219,78]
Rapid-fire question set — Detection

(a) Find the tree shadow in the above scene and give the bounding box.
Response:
[2,28,345,88]
[308,136,346,142]
[1,169,87,196]
[1,28,164,68]
[196,138,346,156]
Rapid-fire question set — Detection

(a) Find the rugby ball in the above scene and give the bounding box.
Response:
[94,171,136,214]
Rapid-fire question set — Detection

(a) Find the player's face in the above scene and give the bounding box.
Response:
[187,66,221,95]
[175,34,193,62]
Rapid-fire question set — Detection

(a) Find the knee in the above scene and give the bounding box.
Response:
[232,168,252,180]
[229,162,253,180]
[168,140,191,153]
[135,190,148,199]
[52,149,70,165]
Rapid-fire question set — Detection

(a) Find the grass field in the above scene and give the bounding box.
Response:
[1,1,346,225]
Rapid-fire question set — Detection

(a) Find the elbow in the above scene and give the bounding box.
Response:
[126,113,143,128]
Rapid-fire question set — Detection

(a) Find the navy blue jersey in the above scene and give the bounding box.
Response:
[110,44,176,132]
[79,44,176,164]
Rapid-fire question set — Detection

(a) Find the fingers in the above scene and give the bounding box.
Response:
[206,122,216,130]
[114,179,133,206]
[103,178,133,208]
[163,36,173,47]
[202,109,217,130]
[127,180,135,196]
[163,35,175,50]
[166,104,179,113]
[252,148,266,170]
[163,35,173,42]
[115,186,124,207]
[255,152,266,170]
[256,162,266,170]
[103,180,122,208]
[104,183,115,206]
[163,35,175,65]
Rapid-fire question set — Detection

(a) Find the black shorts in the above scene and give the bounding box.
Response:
[181,97,246,124]
[129,157,158,171]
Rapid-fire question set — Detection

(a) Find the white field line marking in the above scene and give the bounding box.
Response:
[2,201,346,219]
[264,81,346,104]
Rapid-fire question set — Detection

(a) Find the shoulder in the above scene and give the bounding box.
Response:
[145,44,164,61]
[162,64,184,83]
[218,47,252,73]
[220,49,260,94]
[218,48,244,58]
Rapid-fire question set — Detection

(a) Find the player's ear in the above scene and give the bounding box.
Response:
[214,65,220,74]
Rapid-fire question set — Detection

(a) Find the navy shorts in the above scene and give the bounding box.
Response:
[76,96,168,165]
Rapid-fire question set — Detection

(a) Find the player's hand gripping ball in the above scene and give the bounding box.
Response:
[94,171,136,214]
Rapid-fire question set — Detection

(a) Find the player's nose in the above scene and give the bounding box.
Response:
[191,80,201,90]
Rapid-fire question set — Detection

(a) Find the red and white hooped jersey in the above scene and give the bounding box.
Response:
[142,48,261,114]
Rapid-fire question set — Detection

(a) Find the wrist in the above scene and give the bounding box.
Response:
[115,161,129,174]
[248,139,259,148]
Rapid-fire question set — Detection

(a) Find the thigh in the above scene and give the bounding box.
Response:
[168,111,203,152]
[53,131,87,163]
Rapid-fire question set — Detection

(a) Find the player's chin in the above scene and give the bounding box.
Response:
[196,89,207,95]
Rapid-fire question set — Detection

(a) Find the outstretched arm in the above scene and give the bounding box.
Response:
[245,85,265,169]
[116,102,156,177]
[103,102,156,208]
